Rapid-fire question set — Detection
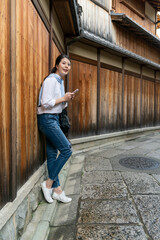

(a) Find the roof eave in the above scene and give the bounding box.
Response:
[52,0,81,36]
[111,12,160,49]
[79,30,160,71]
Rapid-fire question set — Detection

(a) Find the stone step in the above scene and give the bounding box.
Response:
[20,203,47,240]
[20,157,73,240]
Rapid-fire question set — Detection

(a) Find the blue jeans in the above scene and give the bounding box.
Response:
[37,114,72,188]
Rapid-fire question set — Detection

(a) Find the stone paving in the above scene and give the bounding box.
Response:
[48,131,160,240]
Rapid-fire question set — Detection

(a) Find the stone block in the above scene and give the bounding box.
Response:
[133,195,160,240]
[84,156,112,171]
[82,171,123,184]
[51,195,79,227]
[92,148,126,158]
[76,225,148,240]
[64,175,82,195]
[78,199,140,224]
[0,217,16,240]
[81,182,128,200]
[15,199,28,238]
[48,226,76,240]
[122,172,160,194]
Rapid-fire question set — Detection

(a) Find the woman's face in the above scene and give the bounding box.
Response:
[56,58,71,77]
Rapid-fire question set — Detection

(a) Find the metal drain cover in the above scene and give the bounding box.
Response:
[119,157,160,170]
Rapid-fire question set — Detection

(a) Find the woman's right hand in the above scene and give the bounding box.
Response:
[63,92,74,102]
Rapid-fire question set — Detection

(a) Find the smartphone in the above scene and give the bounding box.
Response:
[72,89,79,94]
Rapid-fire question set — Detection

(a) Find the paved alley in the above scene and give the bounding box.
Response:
[48,131,160,240]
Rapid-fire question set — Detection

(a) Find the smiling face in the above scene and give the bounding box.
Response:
[56,57,71,78]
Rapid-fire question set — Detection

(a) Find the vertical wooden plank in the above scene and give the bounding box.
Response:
[28,0,34,176]
[154,71,157,125]
[21,0,27,182]
[121,58,125,129]
[140,65,143,127]
[49,0,52,72]
[96,48,100,134]
[0,0,11,206]
[10,0,17,200]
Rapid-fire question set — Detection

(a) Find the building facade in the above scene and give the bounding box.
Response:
[0,0,160,237]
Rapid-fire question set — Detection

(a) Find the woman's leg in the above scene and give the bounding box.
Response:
[46,138,60,188]
[38,114,72,202]
[40,115,72,181]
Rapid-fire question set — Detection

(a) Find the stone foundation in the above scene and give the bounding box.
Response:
[0,162,48,240]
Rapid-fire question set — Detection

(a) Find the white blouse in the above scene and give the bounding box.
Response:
[37,74,67,115]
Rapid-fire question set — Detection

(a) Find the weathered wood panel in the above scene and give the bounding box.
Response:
[141,79,154,127]
[78,0,113,41]
[123,75,141,129]
[16,0,49,188]
[0,0,11,207]
[90,0,110,11]
[116,26,160,64]
[68,60,97,137]
[99,68,122,132]
[116,0,155,34]
[155,82,160,125]
[69,56,157,137]
[52,41,60,68]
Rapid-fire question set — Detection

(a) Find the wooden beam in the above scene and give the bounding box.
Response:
[140,65,143,127]
[10,0,17,200]
[49,0,53,73]
[154,71,157,125]
[66,45,70,92]
[120,0,145,19]
[96,49,101,134]
[31,0,50,32]
[121,58,125,129]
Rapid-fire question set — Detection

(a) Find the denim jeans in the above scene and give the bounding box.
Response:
[37,114,72,188]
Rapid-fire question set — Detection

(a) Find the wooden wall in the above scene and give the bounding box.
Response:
[114,1,159,63]
[78,0,159,64]
[116,0,155,34]
[0,0,62,209]
[0,0,11,207]
[78,0,113,41]
[68,60,97,137]
[68,56,160,138]
[115,27,160,64]
[15,0,49,189]
[99,69,122,132]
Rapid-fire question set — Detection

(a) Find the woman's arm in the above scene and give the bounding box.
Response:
[55,92,73,105]
[40,78,74,109]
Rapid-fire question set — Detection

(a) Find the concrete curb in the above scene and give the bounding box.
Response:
[71,126,160,150]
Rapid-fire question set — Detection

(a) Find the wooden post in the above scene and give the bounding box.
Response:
[154,70,157,125]
[140,65,143,127]
[96,48,101,134]
[49,0,53,73]
[121,58,125,130]
[66,45,70,92]
[10,0,17,200]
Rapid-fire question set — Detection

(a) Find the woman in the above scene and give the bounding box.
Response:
[37,54,74,204]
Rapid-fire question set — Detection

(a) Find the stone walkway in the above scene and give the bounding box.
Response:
[48,131,160,240]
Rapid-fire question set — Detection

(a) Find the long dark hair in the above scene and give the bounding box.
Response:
[51,54,71,73]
